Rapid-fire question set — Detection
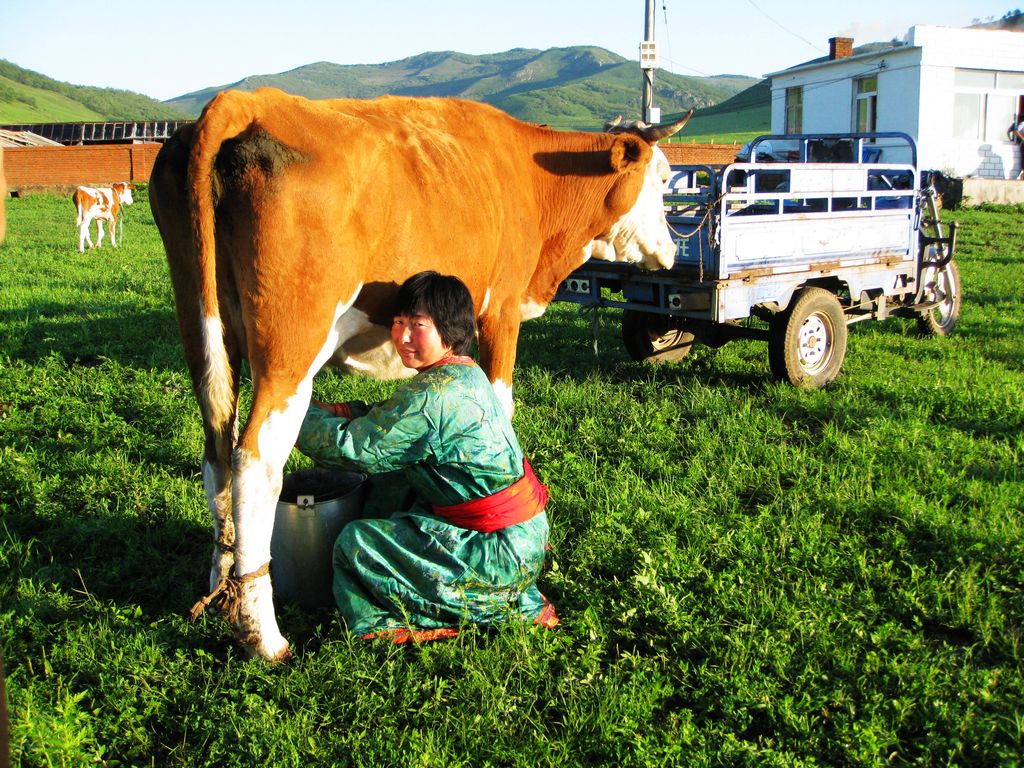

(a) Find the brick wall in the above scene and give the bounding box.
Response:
[0,141,746,193]
[2,143,162,190]
[1,147,6,241]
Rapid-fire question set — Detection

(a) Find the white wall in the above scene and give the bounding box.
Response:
[769,25,1024,179]
[914,25,1024,178]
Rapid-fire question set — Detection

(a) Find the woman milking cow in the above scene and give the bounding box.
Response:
[291,271,558,642]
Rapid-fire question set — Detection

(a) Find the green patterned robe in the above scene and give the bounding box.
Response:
[295,360,550,636]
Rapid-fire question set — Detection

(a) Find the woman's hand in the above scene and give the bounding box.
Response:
[312,400,351,418]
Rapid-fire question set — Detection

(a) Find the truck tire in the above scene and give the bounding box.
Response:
[622,310,695,363]
[916,259,961,336]
[768,287,848,387]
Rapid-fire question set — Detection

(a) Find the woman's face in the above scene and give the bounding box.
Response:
[391,312,452,370]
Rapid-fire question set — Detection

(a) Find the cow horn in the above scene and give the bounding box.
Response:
[639,109,694,143]
[604,115,624,130]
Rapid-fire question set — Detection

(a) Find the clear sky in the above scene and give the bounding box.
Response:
[0,0,1014,102]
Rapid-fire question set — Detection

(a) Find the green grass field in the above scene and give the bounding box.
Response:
[0,190,1021,766]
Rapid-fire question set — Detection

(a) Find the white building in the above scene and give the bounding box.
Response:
[766,25,1024,180]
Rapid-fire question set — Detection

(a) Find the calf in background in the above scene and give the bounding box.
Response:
[73,182,134,252]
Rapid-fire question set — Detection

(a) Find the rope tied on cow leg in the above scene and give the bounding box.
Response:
[215,537,236,555]
[189,561,270,623]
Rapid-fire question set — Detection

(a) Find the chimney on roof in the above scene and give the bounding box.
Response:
[829,37,854,60]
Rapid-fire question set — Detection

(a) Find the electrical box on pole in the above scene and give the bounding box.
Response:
[640,41,659,68]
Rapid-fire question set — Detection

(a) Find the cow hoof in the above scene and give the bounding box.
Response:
[241,634,292,663]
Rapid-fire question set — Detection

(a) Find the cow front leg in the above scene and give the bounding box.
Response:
[477,306,521,417]
[228,381,313,661]
[108,218,118,248]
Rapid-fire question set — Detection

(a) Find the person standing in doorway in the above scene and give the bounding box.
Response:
[1014,115,1024,180]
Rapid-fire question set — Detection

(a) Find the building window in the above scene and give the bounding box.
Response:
[954,68,1024,142]
[785,87,802,133]
[954,93,983,139]
[855,76,878,133]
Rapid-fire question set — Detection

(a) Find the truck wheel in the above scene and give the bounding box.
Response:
[768,288,848,387]
[916,260,961,336]
[622,310,695,363]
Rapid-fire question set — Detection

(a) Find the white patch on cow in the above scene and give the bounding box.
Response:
[582,239,615,263]
[492,378,514,418]
[328,305,414,380]
[519,298,547,321]
[200,308,235,432]
[480,287,491,315]
[598,145,677,270]
[231,446,289,660]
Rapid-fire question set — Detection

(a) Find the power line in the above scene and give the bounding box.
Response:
[656,2,717,78]
[743,0,826,54]
[659,0,675,79]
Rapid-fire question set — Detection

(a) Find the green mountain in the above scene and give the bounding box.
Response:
[165,47,759,130]
[0,49,767,137]
[0,59,191,122]
[665,78,772,141]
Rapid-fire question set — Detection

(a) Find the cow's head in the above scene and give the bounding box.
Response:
[114,182,135,207]
[588,111,693,270]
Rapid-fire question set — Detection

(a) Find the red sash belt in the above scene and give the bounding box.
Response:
[431,459,548,533]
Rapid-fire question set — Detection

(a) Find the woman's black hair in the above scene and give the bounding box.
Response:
[394,271,477,355]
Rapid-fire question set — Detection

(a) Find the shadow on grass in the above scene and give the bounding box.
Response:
[4,503,345,658]
[845,499,1024,659]
[515,307,770,394]
[4,505,207,621]
[0,304,183,371]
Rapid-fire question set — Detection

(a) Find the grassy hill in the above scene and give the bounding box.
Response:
[0,74,104,123]
[0,60,190,122]
[0,50,769,138]
[164,47,759,131]
[666,78,772,143]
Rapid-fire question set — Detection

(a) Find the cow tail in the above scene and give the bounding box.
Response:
[187,91,261,432]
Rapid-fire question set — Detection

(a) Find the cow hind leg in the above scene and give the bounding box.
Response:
[221,291,359,660]
[94,219,105,249]
[186,387,240,622]
[79,219,91,252]
[228,376,315,661]
[203,416,237,588]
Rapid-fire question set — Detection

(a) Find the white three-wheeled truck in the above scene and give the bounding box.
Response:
[555,131,961,387]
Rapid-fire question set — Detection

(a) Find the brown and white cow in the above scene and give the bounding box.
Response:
[73,182,134,252]
[149,87,690,660]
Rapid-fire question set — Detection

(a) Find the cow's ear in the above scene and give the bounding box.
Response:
[609,134,648,172]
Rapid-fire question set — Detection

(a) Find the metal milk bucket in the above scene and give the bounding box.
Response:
[271,468,368,610]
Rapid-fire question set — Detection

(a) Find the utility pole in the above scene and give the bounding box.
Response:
[640,0,659,124]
